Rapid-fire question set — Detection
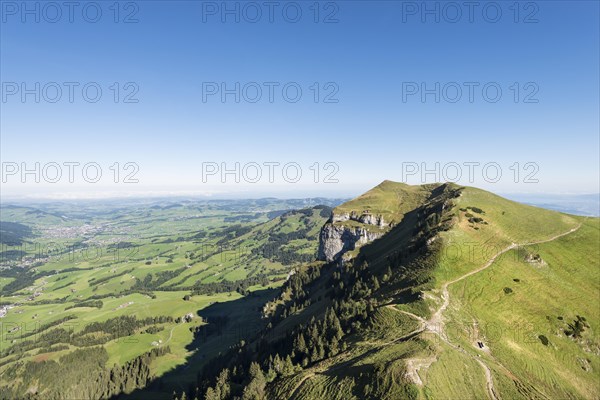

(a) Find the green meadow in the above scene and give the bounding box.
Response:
[0,198,339,397]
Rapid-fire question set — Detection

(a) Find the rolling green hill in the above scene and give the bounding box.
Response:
[332,180,437,227]
[190,181,599,400]
[0,201,335,399]
[1,185,597,400]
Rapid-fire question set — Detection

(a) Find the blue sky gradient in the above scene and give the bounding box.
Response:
[1,1,599,199]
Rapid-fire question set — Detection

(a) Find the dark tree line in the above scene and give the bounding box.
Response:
[0,346,171,399]
[189,275,270,297]
[1,315,173,358]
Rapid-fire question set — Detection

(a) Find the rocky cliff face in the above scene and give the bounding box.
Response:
[317,224,384,262]
[317,211,387,262]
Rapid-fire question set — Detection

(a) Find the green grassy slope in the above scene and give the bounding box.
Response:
[207,182,598,400]
[0,201,334,398]
[333,181,436,227]
[440,216,599,399]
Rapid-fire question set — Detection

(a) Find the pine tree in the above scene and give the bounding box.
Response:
[294,333,307,357]
[308,324,319,349]
[283,355,295,376]
[265,355,277,383]
[329,337,339,357]
[242,362,266,400]
[205,387,218,400]
[332,314,343,341]
[214,368,231,399]
[371,276,380,291]
[272,354,283,376]
[383,265,392,282]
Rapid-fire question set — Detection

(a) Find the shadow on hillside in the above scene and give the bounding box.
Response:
[111,288,278,400]
[357,207,420,269]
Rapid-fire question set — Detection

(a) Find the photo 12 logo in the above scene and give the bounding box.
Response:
[0,241,140,265]
[201,81,340,104]
[1,162,140,184]
[400,1,540,24]
[401,82,539,104]
[438,240,541,265]
[200,1,340,24]
[1,1,140,23]
[201,162,340,184]
[401,162,540,184]
[1,82,140,104]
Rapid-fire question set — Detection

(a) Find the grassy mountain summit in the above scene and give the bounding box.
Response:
[331,180,437,226]
[195,181,599,400]
[318,182,443,262]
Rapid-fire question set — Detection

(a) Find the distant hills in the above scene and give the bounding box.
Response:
[0,221,34,245]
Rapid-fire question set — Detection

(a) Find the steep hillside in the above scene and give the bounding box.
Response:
[188,182,599,400]
[318,181,436,262]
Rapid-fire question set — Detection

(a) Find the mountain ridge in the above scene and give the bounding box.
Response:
[190,180,598,400]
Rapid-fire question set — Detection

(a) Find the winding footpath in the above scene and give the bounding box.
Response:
[403,223,582,399]
[289,224,582,400]
[164,325,176,345]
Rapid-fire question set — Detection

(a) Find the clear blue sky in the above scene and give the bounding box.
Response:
[1,1,598,199]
